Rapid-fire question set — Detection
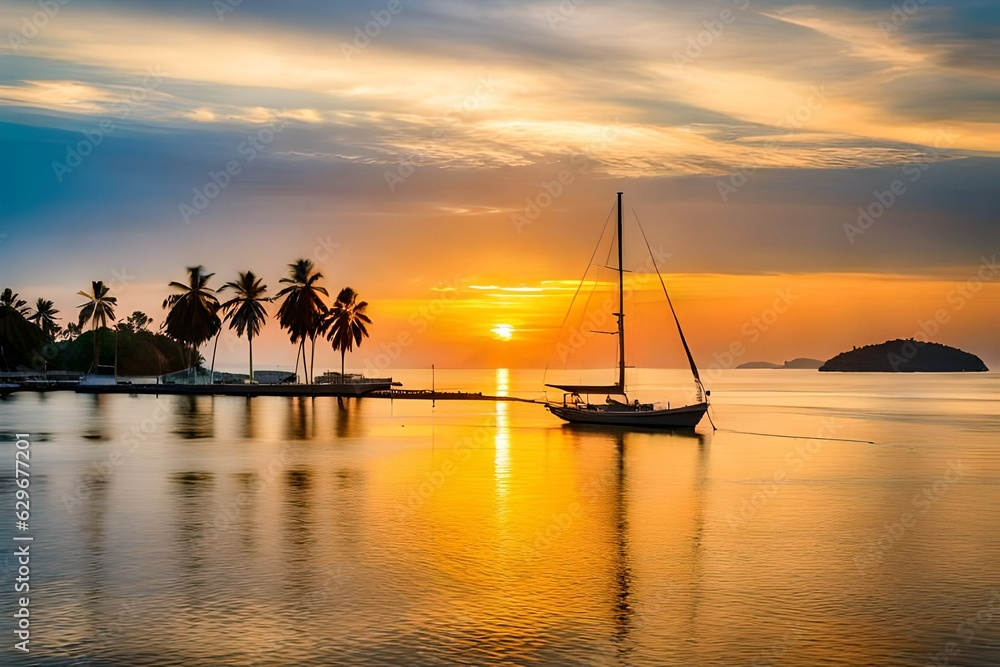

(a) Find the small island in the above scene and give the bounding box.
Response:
[737,358,824,370]
[819,339,989,373]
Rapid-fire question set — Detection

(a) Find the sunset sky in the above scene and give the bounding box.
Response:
[1,0,998,372]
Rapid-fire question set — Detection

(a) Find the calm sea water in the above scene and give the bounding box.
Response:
[2,370,999,666]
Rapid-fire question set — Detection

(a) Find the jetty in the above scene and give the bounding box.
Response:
[74,378,394,397]
[0,372,540,402]
[0,371,395,397]
[368,389,540,403]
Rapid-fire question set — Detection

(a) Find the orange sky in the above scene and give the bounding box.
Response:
[3,1,998,373]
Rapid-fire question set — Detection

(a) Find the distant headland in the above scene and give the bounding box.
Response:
[737,358,824,370]
[819,339,989,373]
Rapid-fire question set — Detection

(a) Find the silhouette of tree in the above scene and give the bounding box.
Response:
[29,298,61,341]
[324,287,371,377]
[162,267,221,381]
[62,321,82,341]
[1,288,29,316]
[0,300,41,370]
[126,311,152,333]
[77,281,118,372]
[275,259,328,384]
[220,271,270,383]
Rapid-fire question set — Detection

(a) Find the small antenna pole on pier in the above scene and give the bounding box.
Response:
[432,364,435,408]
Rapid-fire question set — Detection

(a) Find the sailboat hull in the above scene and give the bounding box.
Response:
[547,402,708,429]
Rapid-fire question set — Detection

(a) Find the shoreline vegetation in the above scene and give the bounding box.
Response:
[0,260,372,383]
[5,272,992,390]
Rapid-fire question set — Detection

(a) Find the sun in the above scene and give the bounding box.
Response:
[491,324,514,341]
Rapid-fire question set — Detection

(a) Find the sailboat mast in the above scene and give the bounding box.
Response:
[616,191,625,389]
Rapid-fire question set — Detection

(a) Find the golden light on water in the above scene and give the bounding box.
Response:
[491,324,515,341]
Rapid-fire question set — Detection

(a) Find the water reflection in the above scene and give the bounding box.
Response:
[494,369,512,523]
[284,468,314,556]
[494,403,511,489]
[171,395,215,439]
[82,393,108,440]
[241,397,258,440]
[334,396,356,438]
[6,373,1000,666]
[169,471,216,586]
[286,397,314,440]
[231,471,260,548]
[611,431,634,662]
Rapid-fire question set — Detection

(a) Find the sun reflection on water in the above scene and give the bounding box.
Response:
[494,368,511,510]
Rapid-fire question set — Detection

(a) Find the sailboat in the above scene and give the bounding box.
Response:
[545,192,710,429]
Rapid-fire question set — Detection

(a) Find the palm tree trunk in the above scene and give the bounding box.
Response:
[341,349,346,377]
[209,331,220,385]
[309,335,317,385]
[292,341,300,382]
[298,340,307,384]
[248,335,254,383]
[93,327,100,373]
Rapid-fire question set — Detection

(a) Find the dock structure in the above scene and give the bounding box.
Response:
[74,378,394,397]
[1,374,541,402]
[367,389,540,403]
[0,371,394,397]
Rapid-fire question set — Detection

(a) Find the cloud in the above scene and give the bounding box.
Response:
[1,0,997,293]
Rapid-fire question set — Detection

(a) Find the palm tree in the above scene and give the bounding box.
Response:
[62,321,82,341]
[0,299,40,371]
[1,288,29,316]
[162,267,221,382]
[275,259,328,384]
[29,298,61,342]
[220,271,269,383]
[61,322,83,340]
[77,281,118,372]
[126,311,152,333]
[324,287,372,377]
